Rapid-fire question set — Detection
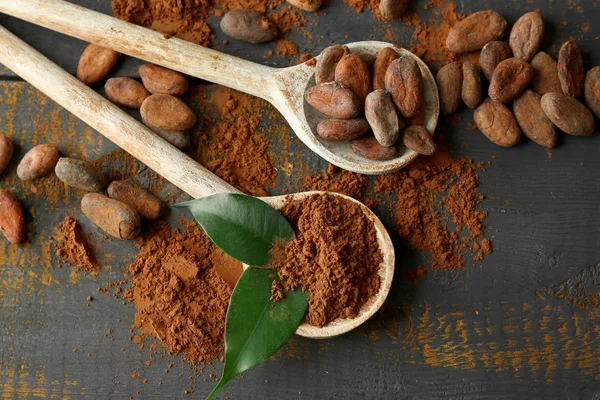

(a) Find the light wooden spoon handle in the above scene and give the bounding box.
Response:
[0,0,279,101]
[0,24,242,199]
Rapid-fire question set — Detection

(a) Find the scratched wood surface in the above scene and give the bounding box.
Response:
[2,0,600,399]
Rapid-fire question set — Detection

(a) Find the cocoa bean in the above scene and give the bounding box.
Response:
[17,144,60,181]
[379,0,409,21]
[55,157,108,192]
[509,11,545,61]
[585,66,600,118]
[402,125,436,156]
[81,193,141,240]
[462,62,483,109]
[479,41,512,81]
[305,83,361,119]
[0,190,25,244]
[531,52,562,96]
[488,58,533,103]
[513,90,557,148]
[140,94,197,131]
[139,64,189,96]
[0,135,14,176]
[220,10,278,44]
[385,56,423,118]
[317,119,369,141]
[446,11,507,53]
[350,137,398,161]
[558,40,584,97]
[107,181,165,220]
[372,47,399,90]
[286,0,322,12]
[315,45,347,85]
[76,44,120,87]
[365,90,403,147]
[541,92,594,136]
[335,53,372,109]
[474,99,521,147]
[105,78,150,109]
[436,63,462,115]
[144,122,190,149]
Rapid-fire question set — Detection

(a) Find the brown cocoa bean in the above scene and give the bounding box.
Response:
[141,94,197,131]
[81,193,141,240]
[107,181,165,220]
[541,92,594,136]
[558,40,584,97]
[474,99,521,147]
[0,135,14,176]
[446,11,507,54]
[315,45,348,85]
[350,137,398,161]
[513,90,557,148]
[17,144,60,181]
[76,44,120,87]
[462,62,483,109]
[305,83,361,119]
[335,53,372,109]
[585,66,600,118]
[55,157,108,192]
[379,0,409,21]
[220,10,278,44]
[531,52,562,96]
[139,64,189,96]
[488,58,533,103]
[365,90,403,147]
[436,63,462,115]
[144,122,190,149]
[105,78,150,109]
[317,119,369,141]
[0,190,25,244]
[509,11,545,61]
[286,0,322,12]
[372,47,399,90]
[402,125,436,155]
[479,41,512,81]
[385,56,423,118]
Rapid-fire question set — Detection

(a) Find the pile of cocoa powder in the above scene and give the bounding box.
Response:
[54,216,100,274]
[271,193,382,327]
[123,220,237,364]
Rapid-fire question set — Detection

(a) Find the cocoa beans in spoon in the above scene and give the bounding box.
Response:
[365,90,403,147]
[315,45,347,85]
[305,83,361,119]
[385,56,423,118]
[373,47,399,90]
[335,53,372,109]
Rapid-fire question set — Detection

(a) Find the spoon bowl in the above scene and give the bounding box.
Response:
[0,0,440,174]
[259,191,394,338]
[0,24,395,338]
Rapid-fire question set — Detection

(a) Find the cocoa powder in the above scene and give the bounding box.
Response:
[55,216,100,274]
[271,193,382,327]
[125,221,232,364]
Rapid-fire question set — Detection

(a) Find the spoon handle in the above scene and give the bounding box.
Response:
[0,0,280,102]
[0,24,242,199]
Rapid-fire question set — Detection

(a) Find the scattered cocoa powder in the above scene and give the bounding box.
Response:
[111,0,307,49]
[125,220,232,364]
[271,193,382,327]
[54,216,100,274]
[373,145,489,272]
[191,86,277,196]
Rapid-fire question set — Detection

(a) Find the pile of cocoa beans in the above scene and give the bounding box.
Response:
[219,1,410,44]
[305,45,436,160]
[441,10,598,148]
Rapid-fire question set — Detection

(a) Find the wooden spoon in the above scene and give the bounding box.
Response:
[0,24,395,339]
[0,0,439,175]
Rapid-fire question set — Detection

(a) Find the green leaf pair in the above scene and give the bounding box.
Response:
[176,194,308,400]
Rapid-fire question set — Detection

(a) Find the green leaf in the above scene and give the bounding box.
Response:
[175,193,294,266]
[207,268,308,399]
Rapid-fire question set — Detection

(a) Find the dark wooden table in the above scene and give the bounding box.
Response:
[2,1,600,399]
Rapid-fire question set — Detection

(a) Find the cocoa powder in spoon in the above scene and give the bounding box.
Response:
[271,193,382,328]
